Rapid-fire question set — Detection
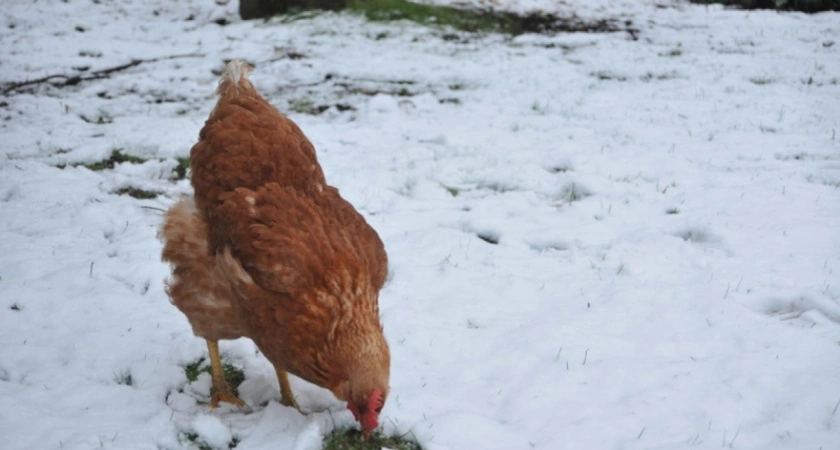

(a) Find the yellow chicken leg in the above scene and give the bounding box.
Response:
[275,366,299,409]
[207,340,246,409]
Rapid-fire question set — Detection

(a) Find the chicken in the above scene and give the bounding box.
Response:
[159,60,390,437]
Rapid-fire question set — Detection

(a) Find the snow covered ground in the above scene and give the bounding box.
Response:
[2,0,840,449]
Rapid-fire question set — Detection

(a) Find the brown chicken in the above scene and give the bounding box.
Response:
[159,60,390,437]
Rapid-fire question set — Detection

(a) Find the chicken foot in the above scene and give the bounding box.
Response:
[206,340,246,409]
[205,340,297,411]
[274,366,300,410]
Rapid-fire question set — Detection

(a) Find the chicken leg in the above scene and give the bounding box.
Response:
[275,366,299,409]
[206,340,246,408]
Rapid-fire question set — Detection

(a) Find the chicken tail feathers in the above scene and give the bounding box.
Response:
[217,60,254,98]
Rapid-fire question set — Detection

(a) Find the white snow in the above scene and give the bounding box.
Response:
[191,414,233,449]
[1,0,839,449]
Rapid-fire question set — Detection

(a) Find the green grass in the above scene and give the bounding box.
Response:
[184,357,246,395]
[347,0,622,35]
[749,76,774,85]
[289,97,318,114]
[56,149,191,181]
[173,157,190,180]
[85,149,146,170]
[57,149,148,171]
[183,432,240,450]
[590,71,628,82]
[184,358,208,383]
[114,187,161,199]
[661,48,683,57]
[476,180,517,193]
[440,183,460,197]
[322,428,423,450]
[349,0,507,32]
[183,433,213,450]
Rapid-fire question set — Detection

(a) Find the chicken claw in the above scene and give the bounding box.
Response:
[275,366,300,411]
[206,340,247,409]
[209,385,246,409]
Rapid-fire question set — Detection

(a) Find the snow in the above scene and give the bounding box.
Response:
[2,0,839,449]
[191,414,233,449]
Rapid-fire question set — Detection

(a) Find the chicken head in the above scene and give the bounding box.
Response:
[347,387,386,439]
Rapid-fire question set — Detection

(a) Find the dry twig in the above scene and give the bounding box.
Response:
[2,53,205,95]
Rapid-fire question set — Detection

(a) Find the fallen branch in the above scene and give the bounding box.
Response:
[1,53,205,95]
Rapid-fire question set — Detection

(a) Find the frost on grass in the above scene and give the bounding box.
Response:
[474,179,518,194]
[806,173,840,189]
[113,369,134,386]
[751,296,840,324]
[672,226,722,244]
[551,182,592,205]
[528,239,570,253]
[545,160,574,174]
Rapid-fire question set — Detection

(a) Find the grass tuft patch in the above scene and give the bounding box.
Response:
[58,150,192,183]
[476,180,517,193]
[555,182,592,204]
[347,0,625,35]
[114,369,134,386]
[183,433,212,450]
[290,97,318,114]
[749,76,774,85]
[590,71,628,82]
[660,47,683,57]
[640,71,680,82]
[114,187,161,199]
[173,157,191,180]
[185,357,208,383]
[349,0,506,32]
[79,113,114,124]
[184,357,246,395]
[58,149,148,171]
[182,432,240,450]
[440,183,460,197]
[547,164,573,173]
[674,227,719,244]
[323,428,423,450]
